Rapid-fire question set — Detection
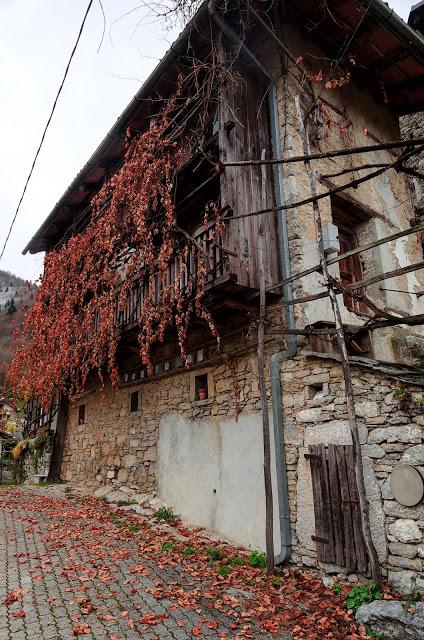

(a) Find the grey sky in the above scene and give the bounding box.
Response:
[0,0,411,281]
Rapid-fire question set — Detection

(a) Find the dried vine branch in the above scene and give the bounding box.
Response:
[8,90,224,407]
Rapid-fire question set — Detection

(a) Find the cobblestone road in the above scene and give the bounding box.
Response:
[0,486,291,640]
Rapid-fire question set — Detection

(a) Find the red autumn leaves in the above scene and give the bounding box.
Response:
[8,87,223,409]
[0,488,391,640]
[1,588,27,606]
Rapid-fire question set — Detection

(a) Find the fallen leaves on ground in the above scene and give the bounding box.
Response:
[11,609,25,618]
[0,487,400,639]
[1,588,28,605]
[73,623,92,635]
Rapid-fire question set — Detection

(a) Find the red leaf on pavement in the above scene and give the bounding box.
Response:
[1,589,28,605]
[205,621,218,630]
[140,611,168,626]
[192,627,203,636]
[11,609,25,618]
[73,623,91,635]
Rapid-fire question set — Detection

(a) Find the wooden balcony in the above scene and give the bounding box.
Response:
[117,222,233,331]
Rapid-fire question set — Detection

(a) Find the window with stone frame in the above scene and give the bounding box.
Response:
[130,389,140,413]
[331,198,368,315]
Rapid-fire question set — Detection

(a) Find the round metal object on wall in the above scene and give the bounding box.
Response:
[390,464,424,507]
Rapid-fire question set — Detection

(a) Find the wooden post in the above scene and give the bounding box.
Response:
[295,96,381,584]
[257,223,274,574]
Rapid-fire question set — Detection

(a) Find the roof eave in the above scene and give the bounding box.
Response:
[23,2,209,255]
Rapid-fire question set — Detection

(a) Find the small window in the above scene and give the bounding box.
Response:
[308,383,324,400]
[194,373,208,401]
[130,390,140,413]
[78,404,86,425]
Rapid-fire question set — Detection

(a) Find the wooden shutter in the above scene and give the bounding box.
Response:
[218,40,280,290]
[338,229,367,313]
[307,444,369,575]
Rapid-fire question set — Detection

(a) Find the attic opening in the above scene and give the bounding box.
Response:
[308,321,372,357]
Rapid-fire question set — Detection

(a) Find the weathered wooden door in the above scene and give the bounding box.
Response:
[306,444,369,575]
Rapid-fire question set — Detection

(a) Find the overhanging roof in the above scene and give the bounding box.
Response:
[24,0,424,255]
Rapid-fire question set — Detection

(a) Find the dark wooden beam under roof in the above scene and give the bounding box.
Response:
[366,46,410,71]
[389,73,424,94]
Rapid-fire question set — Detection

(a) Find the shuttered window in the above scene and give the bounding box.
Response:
[331,197,369,315]
[337,227,367,313]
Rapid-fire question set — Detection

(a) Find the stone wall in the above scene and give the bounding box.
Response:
[400,112,424,180]
[271,26,424,363]
[61,340,269,475]
[281,353,424,594]
[61,337,424,593]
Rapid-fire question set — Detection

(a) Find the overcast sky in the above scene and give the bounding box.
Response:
[0,0,411,281]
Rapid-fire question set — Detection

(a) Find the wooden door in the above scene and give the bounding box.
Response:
[307,444,369,575]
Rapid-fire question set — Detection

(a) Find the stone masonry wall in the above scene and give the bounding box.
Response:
[271,26,424,363]
[61,342,264,492]
[282,354,424,594]
[400,112,424,177]
[61,338,424,594]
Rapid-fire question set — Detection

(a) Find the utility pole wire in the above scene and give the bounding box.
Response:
[0,0,95,263]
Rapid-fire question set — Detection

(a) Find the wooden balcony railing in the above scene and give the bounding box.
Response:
[116,222,228,330]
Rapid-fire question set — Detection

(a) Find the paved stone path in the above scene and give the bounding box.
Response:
[0,486,291,640]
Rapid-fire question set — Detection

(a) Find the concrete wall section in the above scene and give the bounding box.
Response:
[158,412,281,552]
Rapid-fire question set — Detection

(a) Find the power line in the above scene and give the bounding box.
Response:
[0,0,95,263]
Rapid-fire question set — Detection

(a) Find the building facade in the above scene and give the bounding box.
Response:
[23,0,424,592]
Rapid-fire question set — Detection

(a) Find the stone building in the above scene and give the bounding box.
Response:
[23,0,424,592]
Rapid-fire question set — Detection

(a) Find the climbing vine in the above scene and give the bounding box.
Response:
[9,93,223,408]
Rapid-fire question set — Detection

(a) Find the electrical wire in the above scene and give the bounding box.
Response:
[0,0,95,263]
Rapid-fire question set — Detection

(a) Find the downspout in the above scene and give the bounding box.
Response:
[208,2,296,564]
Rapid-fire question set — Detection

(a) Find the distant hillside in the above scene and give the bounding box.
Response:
[0,270,37,390]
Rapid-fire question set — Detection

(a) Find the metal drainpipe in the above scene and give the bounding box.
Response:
[208,1,296,564]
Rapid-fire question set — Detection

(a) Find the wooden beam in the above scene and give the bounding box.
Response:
[284,262,424,307]
[223,144,424,222]
[366,47,409,72]
[369,313,424,329]
[347,261,424,291]
[221,139,424,168]
[267,223,424,293]
[390,74,424,94]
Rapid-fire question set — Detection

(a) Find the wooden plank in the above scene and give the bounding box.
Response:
[345,445,369,576]
[327,444,345,567]
[309,445,333,562]
[318,444,335,564]
[308,445,327,561]
[335,445,357,572]
[218,44,280,290]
